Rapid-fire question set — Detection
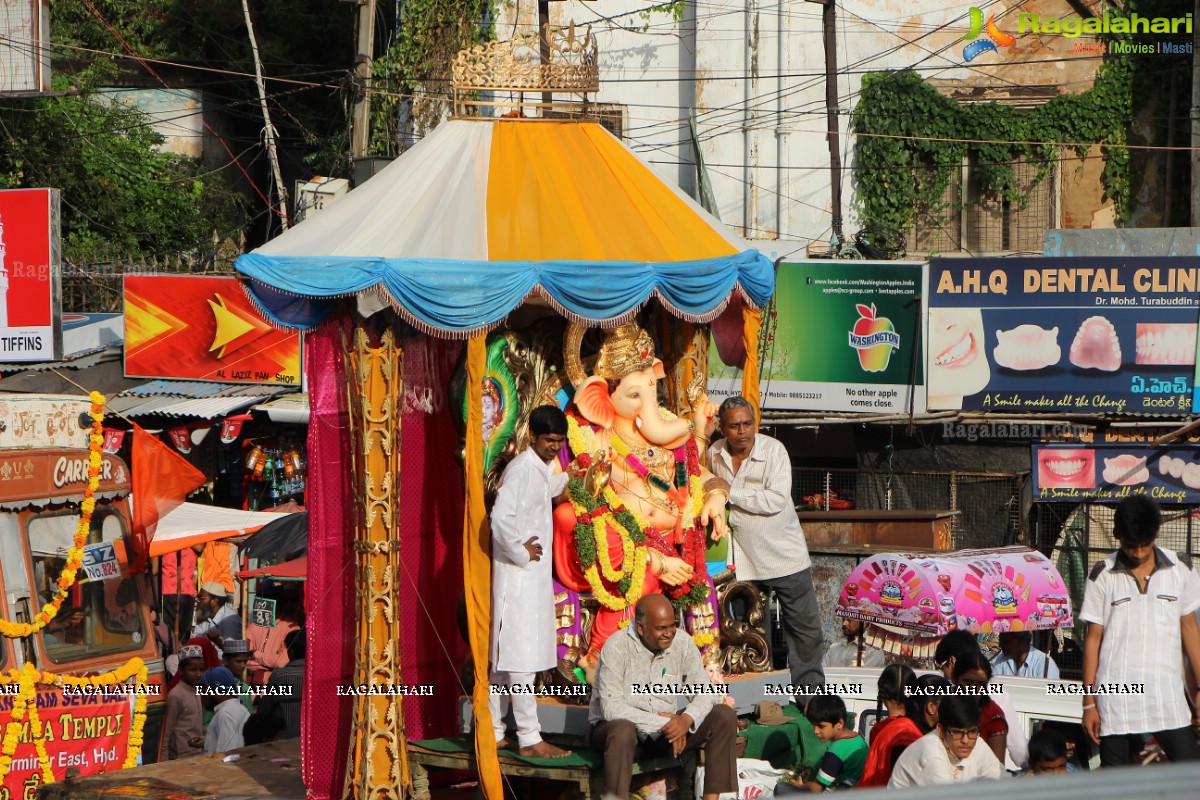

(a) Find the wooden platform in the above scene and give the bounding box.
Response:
[470,668,793,737]
[36,739,305,800]
[408,737,694,800]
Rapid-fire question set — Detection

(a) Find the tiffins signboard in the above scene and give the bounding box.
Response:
[708,261,925,413]
[927,257,1199,414]
[0,188,63,361]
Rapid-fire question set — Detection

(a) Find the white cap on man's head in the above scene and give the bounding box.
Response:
[200,581,228,598]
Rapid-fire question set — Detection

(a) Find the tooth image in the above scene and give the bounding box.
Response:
[993,325,1060,370]
[1185,463,1200,490]
[1160,456,1174,476]
[1070,316,1122,371]
[1136,323,1198,365]
[1103,455,1148,486]
[1169,457,1185,479]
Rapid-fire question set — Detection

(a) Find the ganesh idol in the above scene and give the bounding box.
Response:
[552,321,728,677]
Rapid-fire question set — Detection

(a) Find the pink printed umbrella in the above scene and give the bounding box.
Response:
[836,546,1073,638]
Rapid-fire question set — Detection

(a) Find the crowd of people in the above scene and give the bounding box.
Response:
[158,556,307,759]
[488,397,1200,800]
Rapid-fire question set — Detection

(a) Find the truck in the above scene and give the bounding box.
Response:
[0,395,166,799]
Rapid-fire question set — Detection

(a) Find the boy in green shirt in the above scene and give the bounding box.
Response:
[791,695,868,791]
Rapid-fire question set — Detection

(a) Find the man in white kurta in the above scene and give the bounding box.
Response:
[488,405,572,758]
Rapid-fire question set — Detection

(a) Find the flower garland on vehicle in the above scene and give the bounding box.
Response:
[0,391,106,640]
[0,658,149,786]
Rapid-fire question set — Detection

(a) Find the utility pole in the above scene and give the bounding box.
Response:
[1191,0,1200,225]
[350,0,377,160]
[241,0,289,228]
[822,0,843,241]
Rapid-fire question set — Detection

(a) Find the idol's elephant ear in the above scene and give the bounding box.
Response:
[574,375,615,430]
[448,333,520,473]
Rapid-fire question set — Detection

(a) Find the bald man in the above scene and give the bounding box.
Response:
[589,594,737,800]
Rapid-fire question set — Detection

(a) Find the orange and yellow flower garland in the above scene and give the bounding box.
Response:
[0,391,152,786]
[0,391,106,639]
[0,659,150,785]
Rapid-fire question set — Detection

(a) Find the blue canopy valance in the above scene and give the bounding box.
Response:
[234,251,776,337]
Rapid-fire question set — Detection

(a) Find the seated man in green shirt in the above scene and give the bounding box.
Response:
[790,695,867,791]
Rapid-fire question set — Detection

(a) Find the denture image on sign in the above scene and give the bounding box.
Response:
[1069,315,1122,371]
[928,307,990,409]
[1037,449,1095,489]
[1135,323,1197,365]
[993,324,1060,370]
[1157,455,1200,489]
[1102,454,1149,486]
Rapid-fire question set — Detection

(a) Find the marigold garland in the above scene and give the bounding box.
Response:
[567,476,648,610]
[0,657,148,786]
[0,391,106,639]
[565,414,713,611]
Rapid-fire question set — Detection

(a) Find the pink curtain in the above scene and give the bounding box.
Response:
[302,317,355,800]
[302,326,467,799]
[399,335,467,739]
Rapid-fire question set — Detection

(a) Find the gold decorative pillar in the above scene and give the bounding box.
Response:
[344,324,411,800]
[656,316,711,420]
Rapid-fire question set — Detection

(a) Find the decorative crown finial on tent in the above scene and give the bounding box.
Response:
[452,23,599,117]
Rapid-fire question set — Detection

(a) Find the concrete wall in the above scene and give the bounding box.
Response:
[497,1,1107,251]
[1044,226,1200,256]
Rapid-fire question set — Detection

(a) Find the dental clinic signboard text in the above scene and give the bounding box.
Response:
[708,261,925,413]
[927,257,1198,414]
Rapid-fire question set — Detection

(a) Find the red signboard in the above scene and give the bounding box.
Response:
[0,688,135,798]
[0,188,62,361]
[124,275,302,385]
[0,451,130,506]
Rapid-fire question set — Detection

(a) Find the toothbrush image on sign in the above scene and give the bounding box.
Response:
[850,304,901,373]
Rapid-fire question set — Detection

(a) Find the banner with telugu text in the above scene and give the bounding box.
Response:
[928,257,1199,414]
[1033,425,1200,504]
[0,688,135,798]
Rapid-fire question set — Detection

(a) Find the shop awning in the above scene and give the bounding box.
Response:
[113,502,296,561]
[109,380,290,419]
[237,555,307,582]
[253,392,309,424]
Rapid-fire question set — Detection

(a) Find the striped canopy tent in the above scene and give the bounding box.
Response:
[237,119,772,334]
[234,117,775,800]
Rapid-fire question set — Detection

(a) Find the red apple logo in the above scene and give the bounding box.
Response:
[849,304,900,372]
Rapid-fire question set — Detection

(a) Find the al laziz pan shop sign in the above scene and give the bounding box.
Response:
[0,188,63,361]
[927,257,1199,414]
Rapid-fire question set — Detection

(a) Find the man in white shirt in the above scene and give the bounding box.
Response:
[823,618,885,669]
[993,631,1059,679]
[487,405,572,758]
[191,582,242,654]
[201,666,250,755]
[889,696,1004,787]
[1081,495,1200,766]
[706,396,824,705]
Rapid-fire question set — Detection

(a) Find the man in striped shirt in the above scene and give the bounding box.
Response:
[705,395,824,706]
[1081,495,1200,766]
